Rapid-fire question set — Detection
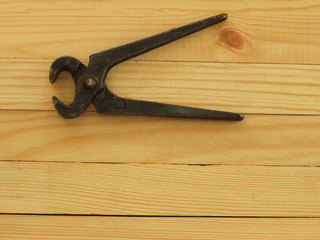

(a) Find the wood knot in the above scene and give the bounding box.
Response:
[220,28,244,49]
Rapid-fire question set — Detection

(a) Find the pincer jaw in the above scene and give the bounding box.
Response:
[51,95,91,119]
[51,76,101,119]
[51,96,78,119]
[49,68,59,84]
[49,56,86,84]
[50,78,100,119]
[49,56,96,118]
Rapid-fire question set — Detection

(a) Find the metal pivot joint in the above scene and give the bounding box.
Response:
[49,13,244,121]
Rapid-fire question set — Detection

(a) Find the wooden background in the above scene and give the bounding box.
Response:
[1,0,320,239]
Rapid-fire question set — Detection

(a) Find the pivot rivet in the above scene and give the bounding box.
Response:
[84,78,97,90]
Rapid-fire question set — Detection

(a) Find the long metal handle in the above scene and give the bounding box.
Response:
[125,99,243,121]
[93,89,244,121]
[91,13,228,67]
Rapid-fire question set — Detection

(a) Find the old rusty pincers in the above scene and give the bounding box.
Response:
[49,13,244,120]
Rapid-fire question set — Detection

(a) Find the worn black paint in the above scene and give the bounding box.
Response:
[49,13,244,121]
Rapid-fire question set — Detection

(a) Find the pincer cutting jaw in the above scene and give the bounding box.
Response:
[49,56,100,119]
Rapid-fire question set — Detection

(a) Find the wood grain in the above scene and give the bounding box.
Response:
[1,1,319,238]
[0,1,320,64]
[1,59,320,114]
[0,1,318,240]
[1,215,320,240]
[1,110,319,165]
[1,162,319,216]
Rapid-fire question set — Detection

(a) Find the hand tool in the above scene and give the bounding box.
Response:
[49,13,244,120]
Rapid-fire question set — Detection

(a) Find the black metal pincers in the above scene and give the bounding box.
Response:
[49,13,244,121]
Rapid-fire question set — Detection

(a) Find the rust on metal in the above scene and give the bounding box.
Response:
[49,13,244,121]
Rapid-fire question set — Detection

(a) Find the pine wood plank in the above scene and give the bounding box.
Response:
[0,1,320,64]
[1,215,320,240]
[0,110,319,165]
[1,59,320,114]
[1,162,319,216]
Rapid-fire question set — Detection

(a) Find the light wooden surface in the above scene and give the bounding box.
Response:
[1,59,320,114]
[1,112,320,165]
[1,1,320,64]
[1,0,320,239]
[1,216,320,240]
[1,162,320,216]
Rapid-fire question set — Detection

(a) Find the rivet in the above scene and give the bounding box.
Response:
[84,78,97,90]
